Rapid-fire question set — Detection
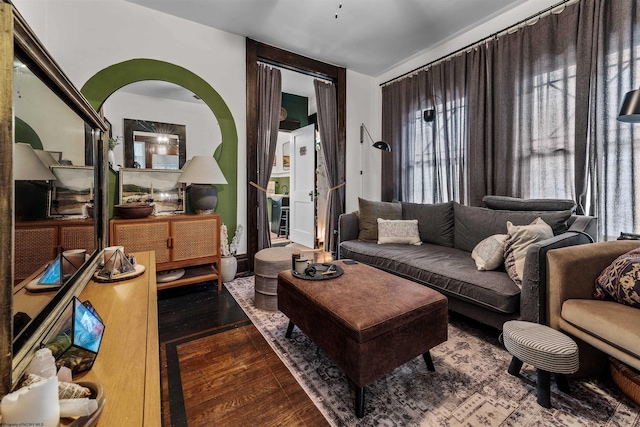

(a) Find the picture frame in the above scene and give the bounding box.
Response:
[118,168,185,214]
[47,165,94,218]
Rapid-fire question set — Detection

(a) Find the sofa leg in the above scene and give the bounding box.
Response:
[537,369,551,408]
[285,320,295,338]
[508,356,523,376]
[355,385,365,418]
[423,351,435,371]
[555,374,570,394]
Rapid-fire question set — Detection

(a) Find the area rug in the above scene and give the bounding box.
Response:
[226,276,640,426]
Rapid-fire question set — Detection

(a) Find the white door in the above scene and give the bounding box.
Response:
[289,124,316,248]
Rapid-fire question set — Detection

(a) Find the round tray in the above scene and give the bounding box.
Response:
[93,264,146,283]
[291,263,344,281]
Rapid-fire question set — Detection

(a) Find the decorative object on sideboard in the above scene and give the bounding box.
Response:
[178,155,228,213]
[94,248,145,282]
[107,136,120,170]
[618,87,640,122]
[113,203,154,219]
[42,297,105,375]
[13,143,56,221]
[220,223,243,283]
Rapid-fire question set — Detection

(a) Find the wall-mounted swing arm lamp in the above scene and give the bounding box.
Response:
[618,88,640,123]
[360,123,391,152]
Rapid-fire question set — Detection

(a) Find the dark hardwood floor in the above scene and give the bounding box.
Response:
[158,278,328,427]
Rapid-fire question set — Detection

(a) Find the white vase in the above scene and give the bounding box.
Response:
[108,149,116,167]
[220,255,237,283]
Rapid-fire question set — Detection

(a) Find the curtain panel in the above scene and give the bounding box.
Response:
[382,0,640,240]
[256,64,282,250]
[314,80,345,253]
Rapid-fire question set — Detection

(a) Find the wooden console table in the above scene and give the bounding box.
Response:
[110,214,222,291]
[73,251,160,426]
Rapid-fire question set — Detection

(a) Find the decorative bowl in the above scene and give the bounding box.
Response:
[114,203,153,219]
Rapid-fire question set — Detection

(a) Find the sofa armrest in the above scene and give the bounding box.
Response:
[337,212,359,259]
[567,214,598,242]
[520,231,593,325]
[546,240,640,329]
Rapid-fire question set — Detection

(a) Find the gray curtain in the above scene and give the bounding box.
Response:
[382,0,640,240]
[256,64,282,250]
[314,79,344,253]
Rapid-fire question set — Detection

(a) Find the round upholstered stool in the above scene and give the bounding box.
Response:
[254,247,296,311]
[502,320,579,408]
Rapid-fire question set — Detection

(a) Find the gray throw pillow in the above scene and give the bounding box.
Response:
[482,195,577,213]
[453,203,572,252]
[358,198,402,242]
[401,201,454,247]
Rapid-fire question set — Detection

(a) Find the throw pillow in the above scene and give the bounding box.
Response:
[401,201,454,247]
[594,247,640,308]
[377,219,422,245]
[358,198,402,242]
[471,234,508,271]
[503,218,553,286]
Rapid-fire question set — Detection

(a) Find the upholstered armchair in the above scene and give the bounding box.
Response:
[547,240,640,375]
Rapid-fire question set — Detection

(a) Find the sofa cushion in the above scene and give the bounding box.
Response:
[401,201,454,247]
[483,195,577,212]
[504,218,553,286]
[562,299,640,359]
[358,198,402,242]
[377,219,422,245]
[594,247,640,308]
[453,203,572,252]
[471,234,508,271]
[339,240,521,314]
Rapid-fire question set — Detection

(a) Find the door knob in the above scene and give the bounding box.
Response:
[309,191,313,201]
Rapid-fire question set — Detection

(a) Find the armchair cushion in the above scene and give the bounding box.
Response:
[595,247,640,308]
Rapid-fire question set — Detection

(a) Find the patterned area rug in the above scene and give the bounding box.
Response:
[226,276,640,426]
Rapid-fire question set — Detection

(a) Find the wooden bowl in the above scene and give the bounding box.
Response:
[114,203,153,219]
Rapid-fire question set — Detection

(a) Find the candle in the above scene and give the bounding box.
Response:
[150,183,154,200]
[89,181,93,200]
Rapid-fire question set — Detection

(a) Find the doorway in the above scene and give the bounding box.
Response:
[246,39,346,271]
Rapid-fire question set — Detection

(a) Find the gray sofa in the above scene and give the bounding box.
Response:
[337,197,597,329]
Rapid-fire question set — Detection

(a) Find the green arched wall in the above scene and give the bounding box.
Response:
[80,59,237,235]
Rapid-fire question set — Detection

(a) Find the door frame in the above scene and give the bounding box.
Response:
[246,39,346,272]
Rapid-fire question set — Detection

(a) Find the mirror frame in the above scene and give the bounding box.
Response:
[0,3,109,394]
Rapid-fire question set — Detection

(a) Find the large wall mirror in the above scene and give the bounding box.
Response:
[2,5,109,393]
[123,118,187,169]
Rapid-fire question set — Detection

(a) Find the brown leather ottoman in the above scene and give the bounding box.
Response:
[277,260,448,418]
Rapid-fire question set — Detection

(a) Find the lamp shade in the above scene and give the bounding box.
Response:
[33,149,60,168]
[14,143,56,181]
[177,155,227,184]
[618,89,640,123]
[361,124,391,152]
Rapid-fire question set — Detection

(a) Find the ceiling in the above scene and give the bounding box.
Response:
[126,0,529,77]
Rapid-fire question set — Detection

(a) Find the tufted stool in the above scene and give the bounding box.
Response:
[254,247,296,311]
[502,320,579,408]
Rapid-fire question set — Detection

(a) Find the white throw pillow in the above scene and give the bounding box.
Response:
[377,219,422,245]
[471,234,508,271]
[504,218,553,286]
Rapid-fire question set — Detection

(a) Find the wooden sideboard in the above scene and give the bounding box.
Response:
[110,214,222,291]
[15,219,95,283]
[71,251,160,426]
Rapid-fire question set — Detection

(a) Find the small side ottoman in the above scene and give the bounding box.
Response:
[254,247,296,311]
[502,320,579,408]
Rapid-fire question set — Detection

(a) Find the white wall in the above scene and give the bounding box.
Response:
[13,0,248,253]
[103,91,222,169]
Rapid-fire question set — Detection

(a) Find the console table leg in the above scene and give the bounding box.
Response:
[355,385,365,418]
[285,320,295,338]
[423,351,435,371]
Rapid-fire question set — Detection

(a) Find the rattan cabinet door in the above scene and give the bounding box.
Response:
[15,226,57,282]
[60,224,95,254]
[111,220,171,264]
[170,217,219,263]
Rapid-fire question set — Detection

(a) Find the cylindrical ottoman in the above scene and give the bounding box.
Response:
[254,247,296,311]
[502,320,579,408]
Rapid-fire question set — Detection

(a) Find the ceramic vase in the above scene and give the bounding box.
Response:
[220,255,237,283]
[108,149,116,167]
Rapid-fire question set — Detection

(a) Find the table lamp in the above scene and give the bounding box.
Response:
[14,143,56,220]
[178,155,227,213]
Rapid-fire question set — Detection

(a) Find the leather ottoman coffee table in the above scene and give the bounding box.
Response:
[277,260,448,418]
